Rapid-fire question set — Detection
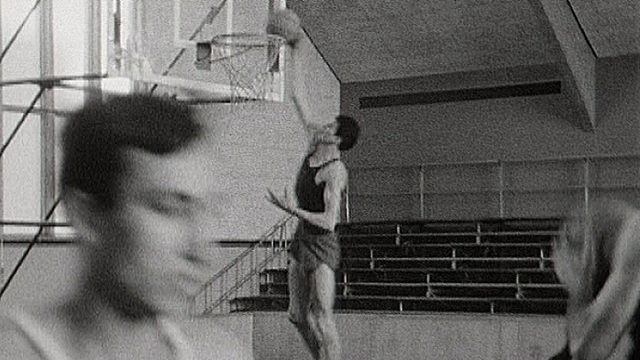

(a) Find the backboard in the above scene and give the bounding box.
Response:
[107,0,286,102]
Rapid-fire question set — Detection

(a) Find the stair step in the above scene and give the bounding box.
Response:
[229,294,567,315]
[342,257,553,271]
[260,281,567,299]
[342,243,552,259]
[260,268,562,286]
[235,217,565,316]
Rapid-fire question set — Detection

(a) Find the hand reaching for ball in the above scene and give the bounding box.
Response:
[267,9,304,46]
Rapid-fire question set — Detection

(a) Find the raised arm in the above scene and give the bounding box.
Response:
[289,37,324,139]
[568,212,640,359]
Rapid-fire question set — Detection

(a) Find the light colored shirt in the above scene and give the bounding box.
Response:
[4,310,194,360]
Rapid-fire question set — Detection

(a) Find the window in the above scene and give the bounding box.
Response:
[1,0,131,239]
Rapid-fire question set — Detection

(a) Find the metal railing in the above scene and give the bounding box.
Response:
[345,153,640,222]
[189,214,296,316]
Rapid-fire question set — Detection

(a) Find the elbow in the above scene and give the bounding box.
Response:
[572,338,620,360]
[321,218,337,233]
[574,348,608,360]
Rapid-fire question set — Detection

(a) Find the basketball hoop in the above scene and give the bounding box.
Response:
[202,33,285,103]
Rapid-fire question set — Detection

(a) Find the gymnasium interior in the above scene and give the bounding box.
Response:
[0,0,638,359]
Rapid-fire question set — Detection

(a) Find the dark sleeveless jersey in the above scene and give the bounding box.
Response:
[295,154,339,235]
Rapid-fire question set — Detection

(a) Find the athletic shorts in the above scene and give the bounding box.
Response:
[289,229,340,271]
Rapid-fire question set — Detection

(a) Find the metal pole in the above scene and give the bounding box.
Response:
[345,179,350,223]
[419,165,425,218]
[498,161,505,218]
[584,157,590,213]
[86,0,103,101]
[0,87,46,159]
[0,0,4,279]
[40,0,55,238]
[0,0,44,64]
[423,165,429,218]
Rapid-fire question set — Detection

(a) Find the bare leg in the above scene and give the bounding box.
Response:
[288,256,320,358]
[309,263,340,360]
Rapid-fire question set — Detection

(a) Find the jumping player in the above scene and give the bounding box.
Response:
[266,9,360,360]
[550,198,640,359]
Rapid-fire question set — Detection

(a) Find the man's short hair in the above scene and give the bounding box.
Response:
[60,94,202,208]
[335,115,359,151]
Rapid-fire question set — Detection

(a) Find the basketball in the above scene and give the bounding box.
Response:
[266,9,304,46]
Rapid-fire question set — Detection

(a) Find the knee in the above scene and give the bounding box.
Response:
[288,309,305,326]
[309,307,334,334]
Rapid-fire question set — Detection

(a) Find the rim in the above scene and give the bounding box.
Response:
[210,32,285,48]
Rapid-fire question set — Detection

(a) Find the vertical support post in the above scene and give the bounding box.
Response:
[220,276,225,311]
[583,157,590,215]
[0,0,4,283]
[113,0,122,72]
[235,259,239,297]
[86,0,102,101]
[250,245,254,294]
[452,248,457,269]
[344,179,350,223]
[419,165,425,219]
[498,161,505,218]
[40,0,55,237]
[342,272,347,296]
[129,0,148,93]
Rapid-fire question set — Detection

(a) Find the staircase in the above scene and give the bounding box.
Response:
[229,217,568,315]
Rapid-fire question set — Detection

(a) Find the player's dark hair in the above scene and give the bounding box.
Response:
[60,94,202,209]
[335,115,359,151]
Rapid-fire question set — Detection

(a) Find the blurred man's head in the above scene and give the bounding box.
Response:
[335,115,359,151]
[61,94,202,209]
[312,115,360,152]
[61,94,211,316]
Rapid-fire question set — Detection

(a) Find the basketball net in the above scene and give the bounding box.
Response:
[208,33,285,103]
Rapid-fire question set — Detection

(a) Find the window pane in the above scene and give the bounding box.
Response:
[1,1,42,235]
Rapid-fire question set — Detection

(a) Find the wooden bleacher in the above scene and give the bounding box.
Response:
[230,218,568,315]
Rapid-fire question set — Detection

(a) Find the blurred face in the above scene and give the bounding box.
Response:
[313,121,340,147]
[92,145,215,316]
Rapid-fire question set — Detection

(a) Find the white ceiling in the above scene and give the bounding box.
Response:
[288,0,639,83]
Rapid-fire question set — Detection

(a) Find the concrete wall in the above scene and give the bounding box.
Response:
[252,311,565,360]
[1,246,567,360]
[3,244,567,360]
[163,311,568,360]
[341,58,640,221]
[0,245,80,309]
[0,243,249,309]
[341,63,639,168]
